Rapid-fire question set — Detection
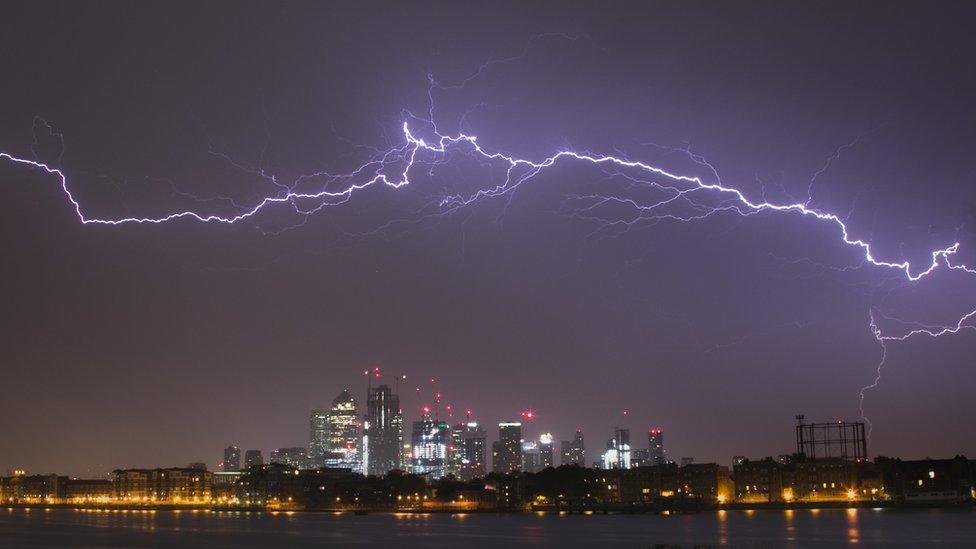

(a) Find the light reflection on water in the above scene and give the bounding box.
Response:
[3,507,976,547]
[846,507,860,544]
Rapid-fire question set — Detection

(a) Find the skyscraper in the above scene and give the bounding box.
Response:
[222,446,241,472]
[648,428,665,466]
[561,429,585,466]
[451,421,487,480]
[309,408,329,468]
[244,449,263,469]
[538,433,554,469]
[321,390,359,471]
[521,441,540,473]
[492,422,522,474]
[601,428,631,469]
[363,384,402,476]
[410,410,450,479]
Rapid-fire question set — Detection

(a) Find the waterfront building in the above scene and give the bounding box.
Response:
[212,471,243,504]
[112,468,212,503]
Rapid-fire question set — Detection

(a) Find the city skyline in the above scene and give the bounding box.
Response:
[3,2,976,480]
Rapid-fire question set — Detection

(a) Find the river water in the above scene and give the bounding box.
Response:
[2,507,975,547]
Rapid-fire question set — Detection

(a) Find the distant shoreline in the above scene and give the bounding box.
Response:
[6,500,974,515]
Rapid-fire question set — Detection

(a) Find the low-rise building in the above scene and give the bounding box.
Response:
[112,468,212,503]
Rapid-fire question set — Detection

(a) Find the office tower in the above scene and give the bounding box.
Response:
[632,449,650,467]
[561,429,585,466]
[452,421,487,480]
[601,428,631,470]
[648,428,665,466]
[309,408,330,468]
[561,440,572,466]
[522,441,540,473]
[244,450,263,468]
[323,390,360,471]
[270,447,310,469]
[222,446,241,472]
[363,384,402,476]
[492,422,523,474]
[410,410,450,479]
[449,424,464,477]
[538,433,554,469]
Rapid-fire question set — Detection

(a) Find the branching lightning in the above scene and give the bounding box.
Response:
[2,65,974,442]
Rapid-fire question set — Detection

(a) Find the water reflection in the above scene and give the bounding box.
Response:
[1,506,973,547]
[846,508,859,544]
[717,509,728,545]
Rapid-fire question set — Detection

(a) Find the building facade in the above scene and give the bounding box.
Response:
[223,446,241,472]
[492,422,523,474]
[648,428,665,466]
[270,447,310,469]
[538,433,554,469]
[311,390,361,471]
[452,421,487,480]
[112,468,212,503]
[411,413,450,479]
[364,384,402,476]
[561,430,585,466]
[244,449,264,469]
[602,428,631,470]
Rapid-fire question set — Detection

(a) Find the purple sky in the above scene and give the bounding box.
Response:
[1,1,975,477]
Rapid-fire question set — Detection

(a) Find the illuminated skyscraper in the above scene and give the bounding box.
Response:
[222,446,241,472]
[601,428,631,470]
[410,409,450,479]
[648,428,665,466]
[309,409,330,467]
[521,441,540,473]
[538,433,554,469]
[451,421,487,480]
[363,384,402,476]
[244,450,263,469]
[561,430,585,466]
[323,390,360,471]
[492,422,522,474]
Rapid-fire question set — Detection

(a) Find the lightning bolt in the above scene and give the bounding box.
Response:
[2,108,974,443]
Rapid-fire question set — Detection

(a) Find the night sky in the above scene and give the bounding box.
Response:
[2,1,975,477]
